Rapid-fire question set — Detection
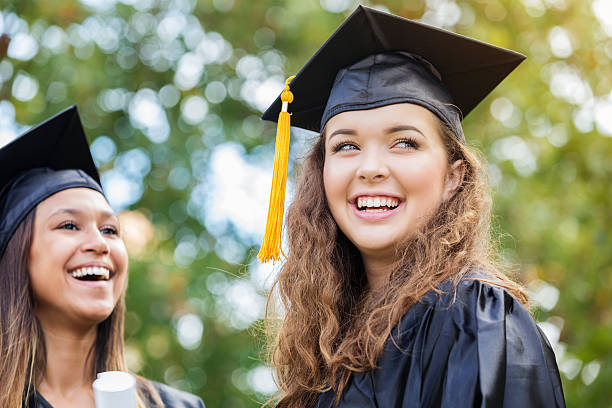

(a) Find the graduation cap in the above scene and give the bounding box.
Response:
[257,6,525,263]
[262,5,525,135]
[0,105,104,257]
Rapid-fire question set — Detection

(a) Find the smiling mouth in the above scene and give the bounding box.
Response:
[69,266,111,281]
[356,196,400,212]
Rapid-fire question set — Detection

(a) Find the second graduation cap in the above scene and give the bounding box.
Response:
[0,106,104,257]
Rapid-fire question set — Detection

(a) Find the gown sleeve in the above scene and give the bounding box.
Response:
[372,279,566,408]
[150,381,206,408]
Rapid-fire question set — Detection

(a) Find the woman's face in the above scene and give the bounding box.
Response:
[29,188,128,329]
[323,103,462,262]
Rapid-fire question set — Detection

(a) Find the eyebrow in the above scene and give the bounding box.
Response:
[327,124,425,142]
[48,208,116,220]
[327,128,357,141]
[385,125,425,137]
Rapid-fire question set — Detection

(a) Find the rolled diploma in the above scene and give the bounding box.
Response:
[93,371,137,408]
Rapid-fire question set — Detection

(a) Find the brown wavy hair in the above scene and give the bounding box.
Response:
[264,120,528,407]
[0,209,163,408]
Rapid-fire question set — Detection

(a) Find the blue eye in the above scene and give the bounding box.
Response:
[393,139,418,149]
[333,142,358,152]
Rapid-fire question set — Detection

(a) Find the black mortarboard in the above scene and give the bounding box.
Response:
[261,5,526,138]
[0,105,104,257]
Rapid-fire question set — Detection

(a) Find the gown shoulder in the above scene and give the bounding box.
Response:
[315,278,566,408]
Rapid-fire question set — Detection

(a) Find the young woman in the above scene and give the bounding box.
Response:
[0,107,204,408]
[258,6,565,407]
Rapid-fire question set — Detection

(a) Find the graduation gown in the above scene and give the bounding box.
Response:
[28,381,205,408]
[314,279,565,408]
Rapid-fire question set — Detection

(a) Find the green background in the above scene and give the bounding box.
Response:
[1,0,611,406]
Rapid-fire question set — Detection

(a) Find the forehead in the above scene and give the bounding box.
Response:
[325,103,442,133]
[36,188,113,217]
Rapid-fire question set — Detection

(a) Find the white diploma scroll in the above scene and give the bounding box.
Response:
[93,371,137,408]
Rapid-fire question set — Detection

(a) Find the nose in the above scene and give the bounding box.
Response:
[356,149,389,182]
[82,227,110,255]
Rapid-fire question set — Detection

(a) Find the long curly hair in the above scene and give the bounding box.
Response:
[0,209,163,408]
[264,119,528,407]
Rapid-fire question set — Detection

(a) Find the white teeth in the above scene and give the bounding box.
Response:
[357,196,400,209]
[71,266,110,280]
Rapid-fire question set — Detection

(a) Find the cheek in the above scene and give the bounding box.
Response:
[111,241,129,285]
[323,157,351,202]
[323,162,344,221]
[322,158,335,204]
[113,241,128,268]
[29,234,71,283]
[28,247,69,308]
[396,155,447,202]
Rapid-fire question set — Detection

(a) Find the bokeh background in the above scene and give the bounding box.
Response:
[1,0,611,406]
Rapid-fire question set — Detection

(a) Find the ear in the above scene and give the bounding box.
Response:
[442,159,465,202]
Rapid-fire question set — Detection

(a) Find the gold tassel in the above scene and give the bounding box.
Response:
[258,76,295,263]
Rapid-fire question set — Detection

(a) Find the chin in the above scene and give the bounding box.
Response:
[77,302,116,325]
[349,230,405,251]
[353,239,398,257]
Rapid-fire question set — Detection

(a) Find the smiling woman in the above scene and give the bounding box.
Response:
[258,6,566,408]
[0,106,204,408]
[28,188,128,331]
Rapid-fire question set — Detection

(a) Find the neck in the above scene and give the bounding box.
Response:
[361,252,395,290]
[37,319,97,397]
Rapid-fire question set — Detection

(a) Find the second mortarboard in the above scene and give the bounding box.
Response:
[0,105,104,257]
[258,5,525,263]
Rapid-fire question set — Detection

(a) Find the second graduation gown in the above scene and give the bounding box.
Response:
[28,381,205,408]
[314,279,565,408]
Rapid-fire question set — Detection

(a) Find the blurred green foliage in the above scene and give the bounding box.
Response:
[1,0,611,406]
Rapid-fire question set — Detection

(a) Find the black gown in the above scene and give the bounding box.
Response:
[314,279,565,408]
[29,381,205,408]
